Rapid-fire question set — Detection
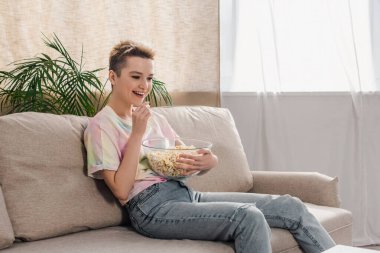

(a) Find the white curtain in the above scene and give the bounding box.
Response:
[221,0,380,246]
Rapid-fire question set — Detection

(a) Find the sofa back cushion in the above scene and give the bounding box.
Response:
[152,106,253,193]
[0,112,128,241]
[0,187,14,249]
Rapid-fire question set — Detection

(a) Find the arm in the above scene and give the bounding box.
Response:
[101,103,151,201]
[175,149,218,176]
[100,134,144,201]
[249,171,341,207]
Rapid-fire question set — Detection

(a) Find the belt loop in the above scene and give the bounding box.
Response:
[178,180,186,187]
[126,197,137,210]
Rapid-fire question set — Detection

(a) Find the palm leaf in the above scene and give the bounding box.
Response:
[0,34,172,116]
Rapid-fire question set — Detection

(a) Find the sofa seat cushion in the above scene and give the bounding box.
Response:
[0,112,128,241]
[307,203,353,246]
[1,204,352,253]
[152,106,253,193]
[0,226,235,253]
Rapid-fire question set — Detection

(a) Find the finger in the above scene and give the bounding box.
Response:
[137,105,146,112]
[176,158,193,163]
[132,106,140,114]
[197,148,211,155]
[179,167,200,175]
[141,108,151,119]
[144,105,151,113]
[134,105,149,116]
[178,153,202,161]
[175,163,199,170]
[134,102,149,112]
[176,158,202,167]
[182,170,200,176]
[141,104,151,114]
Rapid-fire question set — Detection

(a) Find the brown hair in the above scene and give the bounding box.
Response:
[109,40,155,77]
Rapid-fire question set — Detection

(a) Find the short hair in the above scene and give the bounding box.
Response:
[109,40,155,77]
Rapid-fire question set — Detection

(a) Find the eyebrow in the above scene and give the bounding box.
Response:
[129,71,154,76]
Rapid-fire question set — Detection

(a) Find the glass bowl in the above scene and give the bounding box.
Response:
[142,138,213,179]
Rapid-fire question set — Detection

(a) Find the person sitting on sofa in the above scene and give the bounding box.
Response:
[83,40,336,253]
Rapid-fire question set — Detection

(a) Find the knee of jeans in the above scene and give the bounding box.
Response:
[237,204,266,224]
[281,194,307,213]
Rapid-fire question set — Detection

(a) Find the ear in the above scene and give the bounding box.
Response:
[109,70,117,87]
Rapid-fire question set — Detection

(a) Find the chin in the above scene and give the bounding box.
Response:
[125,95,143,106]
[132,99,145,106]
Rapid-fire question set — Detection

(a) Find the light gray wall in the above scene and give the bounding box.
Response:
[372,0,380,88]
[221,91,380,245]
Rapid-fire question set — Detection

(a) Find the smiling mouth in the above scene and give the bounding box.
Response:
[132,91,145,98]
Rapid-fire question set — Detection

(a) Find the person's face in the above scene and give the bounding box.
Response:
[109,56,154,107]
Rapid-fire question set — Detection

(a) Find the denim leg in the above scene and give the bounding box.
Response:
[126,181,271,253]
[194,191,336,253]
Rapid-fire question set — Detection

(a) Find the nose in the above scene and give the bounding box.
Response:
[139,79,150,90]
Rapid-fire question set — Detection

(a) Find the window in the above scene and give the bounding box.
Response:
[220,0,377,92]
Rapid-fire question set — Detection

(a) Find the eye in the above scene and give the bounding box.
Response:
[147,77,153,81]
[132,76,140,79]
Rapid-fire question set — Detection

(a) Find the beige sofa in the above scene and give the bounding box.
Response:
[0,106,352,252]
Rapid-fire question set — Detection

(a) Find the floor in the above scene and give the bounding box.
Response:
[362,245,380,251]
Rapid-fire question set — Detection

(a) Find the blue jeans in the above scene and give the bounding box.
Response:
[124,180,336,253]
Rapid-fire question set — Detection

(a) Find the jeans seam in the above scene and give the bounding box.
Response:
[132,206,253,251]
[264,214,323,251]
[139,203,254,223]
[237,225,244,253]
[142,208,238,222]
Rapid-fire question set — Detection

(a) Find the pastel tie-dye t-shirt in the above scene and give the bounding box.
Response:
[84,105,179,206]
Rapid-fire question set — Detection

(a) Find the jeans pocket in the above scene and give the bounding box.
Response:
[139,183,160,204]
[135,183,162,216]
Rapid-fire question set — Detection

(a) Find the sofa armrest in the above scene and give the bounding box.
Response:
[249,171,341,207]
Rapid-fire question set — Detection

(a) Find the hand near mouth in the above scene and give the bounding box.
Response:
[132,101,150,111]
[131,101,151,137]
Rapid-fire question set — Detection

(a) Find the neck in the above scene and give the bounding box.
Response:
[107,94,133,119]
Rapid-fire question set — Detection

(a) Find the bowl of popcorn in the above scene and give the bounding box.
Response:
[142,138,213,179]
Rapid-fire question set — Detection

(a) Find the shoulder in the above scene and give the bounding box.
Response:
[85,107,115,136]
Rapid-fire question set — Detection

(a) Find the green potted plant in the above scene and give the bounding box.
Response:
[0,34,172,116]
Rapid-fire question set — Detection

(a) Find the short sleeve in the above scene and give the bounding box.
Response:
[84,121,121,179]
